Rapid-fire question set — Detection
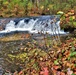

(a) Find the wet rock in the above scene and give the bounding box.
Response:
[0,65,3,75]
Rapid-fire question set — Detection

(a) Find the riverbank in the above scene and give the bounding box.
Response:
[0,34,76,75]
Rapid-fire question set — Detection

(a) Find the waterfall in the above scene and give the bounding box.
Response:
[0,15,66,35]
[5,20,15,30]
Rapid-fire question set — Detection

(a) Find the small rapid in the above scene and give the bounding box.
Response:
[0,15,67,36]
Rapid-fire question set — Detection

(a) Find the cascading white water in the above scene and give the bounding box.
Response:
[32,18,61,34]
[16,19,38,31]
[5,20,15,30]
[5,18,38,32]
[0,15,66,34]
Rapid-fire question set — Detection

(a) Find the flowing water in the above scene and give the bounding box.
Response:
[0,15,67,36]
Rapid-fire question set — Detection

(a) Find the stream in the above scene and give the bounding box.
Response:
[0,15,69,74]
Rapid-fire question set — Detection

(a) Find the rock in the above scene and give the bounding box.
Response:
[0,65,3,75]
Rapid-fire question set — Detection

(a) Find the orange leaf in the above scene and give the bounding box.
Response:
[19,71,23,75]
[40,67,49,75]
[60,72,65,75]
[53,65,60,70]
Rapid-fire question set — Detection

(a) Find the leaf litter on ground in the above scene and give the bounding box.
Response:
[1,36,76,75]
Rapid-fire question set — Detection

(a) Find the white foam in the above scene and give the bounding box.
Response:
[0,16,67,35]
